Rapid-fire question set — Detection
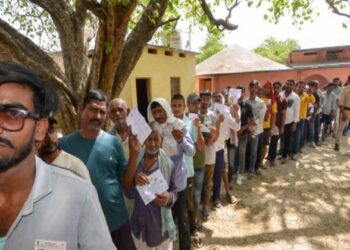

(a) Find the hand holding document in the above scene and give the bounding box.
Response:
[126,108,152,145]
[228,88,242,104]
[136,169,169,205]
[213,103,227,115]
[188,113,199,121]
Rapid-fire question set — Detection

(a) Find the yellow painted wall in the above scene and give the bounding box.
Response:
[119,46,196,108]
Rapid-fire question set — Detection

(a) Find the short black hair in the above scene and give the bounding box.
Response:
[286,79,295,85]
[199,89,212,98]
[82,89,107,108]
[150,101,162,110]
[171,94,185,104]
[236,85,245,91]
[0,61,60,118]
[249,80,260,87]
[273,81,282,87]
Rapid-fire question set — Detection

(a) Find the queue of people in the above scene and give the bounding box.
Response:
[1,61,349,250]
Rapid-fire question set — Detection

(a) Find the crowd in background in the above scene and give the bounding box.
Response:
[2,61,350,250]
[41,75,350,249]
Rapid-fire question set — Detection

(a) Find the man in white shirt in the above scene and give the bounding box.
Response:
[320,83,337,141]
[246,80,266,179]
[211,91,240,207]
[280,79,300,164]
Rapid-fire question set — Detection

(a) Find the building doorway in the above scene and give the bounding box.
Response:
[170,77,181,97]
[136,78,150,119]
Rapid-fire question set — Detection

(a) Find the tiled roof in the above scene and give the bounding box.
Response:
[196,44,291,76]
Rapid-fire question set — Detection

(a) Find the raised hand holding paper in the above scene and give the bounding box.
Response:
[126,108,152,144]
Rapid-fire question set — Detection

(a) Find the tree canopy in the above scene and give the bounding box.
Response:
[196,32,225,64]
[0,0,348,132]
[254,37,300,64]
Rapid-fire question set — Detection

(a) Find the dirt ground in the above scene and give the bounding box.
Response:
[197,136,350,250]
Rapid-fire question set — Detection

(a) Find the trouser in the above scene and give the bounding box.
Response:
[172,189,191,250]
[111,221,136,250]
[187,177,195,235]
[132,235,173,250]
[202,164,214,215]
[268,135,279,162]
[227,144,237,182]
[333,107,340,135]
[193,168,205,218]
[248,134,260,173]
[213,149,225,202]
[255,132,264,170]
[314,114,321,143]
[282,123,293,159]
[335,110,350,144]
[234,134,248,174]
[292,120,305,154]
[307,115,316,143]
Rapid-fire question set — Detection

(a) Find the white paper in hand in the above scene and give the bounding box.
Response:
[213,103,227,115]
[126,108,152,144]
[188,113,198,121]
[229,88,242,104]
[136,169,169,205]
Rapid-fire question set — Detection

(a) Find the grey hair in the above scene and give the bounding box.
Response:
[149,121,163,135]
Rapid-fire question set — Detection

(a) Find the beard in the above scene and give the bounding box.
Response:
[0,129,35,173]
[41,141,58,155]
[146,148,159,156]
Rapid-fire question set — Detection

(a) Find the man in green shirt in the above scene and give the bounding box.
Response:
[60,90,139,250]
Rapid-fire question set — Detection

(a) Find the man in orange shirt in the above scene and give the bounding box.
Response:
[292,81,315,156]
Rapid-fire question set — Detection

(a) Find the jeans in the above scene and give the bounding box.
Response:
[172,189,191,250]
[292,120,305,154]
[248,133,260,173]
[268,135,279,162]
[213,149,225,202]
[233,134,248,175]
[227,144,237,182]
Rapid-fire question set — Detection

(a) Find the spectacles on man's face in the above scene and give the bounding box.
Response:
[0,106,40,132]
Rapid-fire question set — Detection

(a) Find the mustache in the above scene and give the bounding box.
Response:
[89,119,102,124]
[0,137,14,148]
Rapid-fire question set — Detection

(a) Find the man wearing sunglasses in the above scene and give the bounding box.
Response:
[0,61,116,250]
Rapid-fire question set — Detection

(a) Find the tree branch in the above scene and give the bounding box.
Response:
[159,16,180,26]
[0,18,73,94]
[80,0,107,20]
[199,0,239,31]
[112,0,170,97]
[326,0,350,18]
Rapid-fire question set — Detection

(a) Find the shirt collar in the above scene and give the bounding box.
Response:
[6,156,53,239]
[21,156,53,215]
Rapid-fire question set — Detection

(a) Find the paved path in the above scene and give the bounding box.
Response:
[198,136,350,250]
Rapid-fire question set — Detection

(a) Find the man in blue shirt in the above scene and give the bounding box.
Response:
[60,90,139,250]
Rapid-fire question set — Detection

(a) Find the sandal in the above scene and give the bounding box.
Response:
[191,236,203,248]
